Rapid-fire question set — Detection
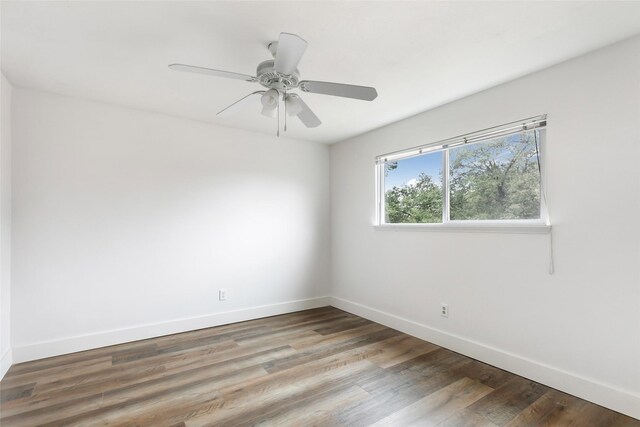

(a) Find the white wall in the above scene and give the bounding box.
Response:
[0,73,13,378]
[330,36,640,418]
[11,88,330,361]
[5,33,638,419]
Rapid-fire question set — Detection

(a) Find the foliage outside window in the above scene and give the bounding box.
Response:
[378,125,545,225]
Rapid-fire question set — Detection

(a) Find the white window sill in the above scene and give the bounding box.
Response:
[373,222,551,234]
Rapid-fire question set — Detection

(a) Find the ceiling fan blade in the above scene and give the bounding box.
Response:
[292,95,321,128]
[169,64,256,82]
[299,80,378,101]
[274,33,308,75]
[217,91,264,116]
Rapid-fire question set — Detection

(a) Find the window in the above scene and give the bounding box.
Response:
[376,116,547,228]
[384,151,443,224]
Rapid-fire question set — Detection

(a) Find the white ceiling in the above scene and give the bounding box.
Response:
[2,1,640,144]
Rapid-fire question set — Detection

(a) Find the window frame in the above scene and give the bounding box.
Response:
[374,117,550,233]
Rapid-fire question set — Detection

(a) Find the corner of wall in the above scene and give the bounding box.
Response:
[0,348,12,379]
[1,72,14,380]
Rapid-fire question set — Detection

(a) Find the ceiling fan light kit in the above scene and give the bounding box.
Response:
[169,32,378,135]
[261,105,278,118]
[285,94,304,117]
[261,88,279,105]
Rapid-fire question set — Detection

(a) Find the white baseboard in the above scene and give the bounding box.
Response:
[13,296,330,364]
[330,296,640,420]
[1,348,12,380]
[8,295,639,420]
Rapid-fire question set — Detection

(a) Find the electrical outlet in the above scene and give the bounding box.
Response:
[219,289,227,301]
[440,303,449,318]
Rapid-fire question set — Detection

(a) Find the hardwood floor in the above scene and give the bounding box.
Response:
[0,307,637,426]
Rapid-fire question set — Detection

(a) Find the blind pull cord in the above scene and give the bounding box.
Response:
[534,130,554,275]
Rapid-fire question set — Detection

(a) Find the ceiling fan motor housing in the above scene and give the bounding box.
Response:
[169,32,376,130]
[257,60,300,91]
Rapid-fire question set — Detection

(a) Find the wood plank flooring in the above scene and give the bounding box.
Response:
[0,307,637,426]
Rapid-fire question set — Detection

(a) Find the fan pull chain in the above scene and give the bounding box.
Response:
[276,94,280,137]
[284,90,288,132]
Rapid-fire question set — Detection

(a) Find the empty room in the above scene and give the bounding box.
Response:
[0,1,639,425]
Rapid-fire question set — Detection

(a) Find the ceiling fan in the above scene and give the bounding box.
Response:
[169,32,378,135]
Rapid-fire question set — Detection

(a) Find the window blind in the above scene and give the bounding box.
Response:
[375,115,547,165]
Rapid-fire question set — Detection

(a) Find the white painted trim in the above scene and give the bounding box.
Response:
[9,295,639,420]
[0,348,12,380]
[330,296,640,420]
[373,223,551,234]
[13,296,330,364]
